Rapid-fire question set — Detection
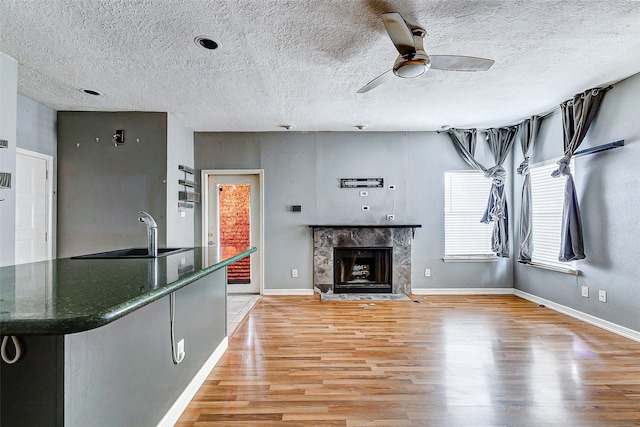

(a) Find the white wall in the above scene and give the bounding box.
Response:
[195,131,514,292]
[166,114,195,247]
[513,71,640,331]
[0,52,18,266]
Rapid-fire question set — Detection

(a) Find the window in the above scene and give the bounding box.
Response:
[529,158,577,272]
[444,170,495,259]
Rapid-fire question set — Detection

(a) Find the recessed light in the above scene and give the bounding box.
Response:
[81,89,103,96]
[194,36,218,50]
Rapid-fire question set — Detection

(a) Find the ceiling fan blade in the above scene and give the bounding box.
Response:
[429,55,495,71]
[357,70,393,93]
[382,12,416,56]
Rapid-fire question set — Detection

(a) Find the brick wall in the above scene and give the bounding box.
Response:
[219,184,251,283]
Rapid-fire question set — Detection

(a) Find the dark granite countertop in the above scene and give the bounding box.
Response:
[0,246,255,336]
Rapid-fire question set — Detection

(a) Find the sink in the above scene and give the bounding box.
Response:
[71,247,190,259]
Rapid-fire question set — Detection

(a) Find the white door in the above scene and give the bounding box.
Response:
[205,172,262,294]
[15,149,52,264]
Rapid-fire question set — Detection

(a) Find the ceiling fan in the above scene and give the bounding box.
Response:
[357,12,495,93]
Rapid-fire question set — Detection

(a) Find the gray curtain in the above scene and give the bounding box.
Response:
[447,127,515,258]
[482,127,518,257]
[447,128,485,172]
[517,116,540,262]
[551,86,609,262]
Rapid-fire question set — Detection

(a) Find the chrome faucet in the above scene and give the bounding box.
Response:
[138,211,158,257]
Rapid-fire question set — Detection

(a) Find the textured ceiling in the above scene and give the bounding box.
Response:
[2,0,640,132]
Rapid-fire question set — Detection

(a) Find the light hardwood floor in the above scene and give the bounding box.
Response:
[177,295,640,426]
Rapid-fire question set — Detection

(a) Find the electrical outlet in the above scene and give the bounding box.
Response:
[581,286,589,298]
[599,290,607,302]
[359,190,368,197]
[424,268,431,277]
[361,205,370,211]
[386,214,395,221]
[177,339,185,360]
[291,269,298,278]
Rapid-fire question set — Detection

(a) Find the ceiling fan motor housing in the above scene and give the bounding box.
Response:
[393,52,430,78]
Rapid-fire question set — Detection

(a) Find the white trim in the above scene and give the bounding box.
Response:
[411,287,640,342]
[15,148,54,262]
[262,288,315,296]
[157,337,229,427]
[514,290,640,343]
[442,256,499,263]
[517,260,579,275]
[201,169,264,295]
[411,287,514,295]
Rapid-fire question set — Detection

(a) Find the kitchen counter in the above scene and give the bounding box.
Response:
[0,246,256,335]
[0,245,255,426]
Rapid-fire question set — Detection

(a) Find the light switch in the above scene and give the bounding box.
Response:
[598,290,607,302]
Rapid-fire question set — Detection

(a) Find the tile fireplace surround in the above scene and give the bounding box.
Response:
[310,225,421,294]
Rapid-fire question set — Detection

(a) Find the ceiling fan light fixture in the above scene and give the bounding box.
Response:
[393,56,430,78]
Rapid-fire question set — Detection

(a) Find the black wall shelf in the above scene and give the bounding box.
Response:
[178,165,198,208]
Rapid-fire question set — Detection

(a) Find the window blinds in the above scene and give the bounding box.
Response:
[444,171,494,257]
[530,159,577,270]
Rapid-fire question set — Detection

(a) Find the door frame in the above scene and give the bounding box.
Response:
[15,148,54,262]
[201,169,264,294]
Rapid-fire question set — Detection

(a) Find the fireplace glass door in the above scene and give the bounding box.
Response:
[333,247,392,293]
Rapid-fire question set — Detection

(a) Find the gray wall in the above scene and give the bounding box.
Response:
[195,131,513,292]
[57,112,169,257]
[0,53,18,267]
[16,95,58,257]
[166,114,195,247]
[513,71,640,331]
[65,268,226,426]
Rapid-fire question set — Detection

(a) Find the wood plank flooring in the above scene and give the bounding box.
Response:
[176,295,640,426]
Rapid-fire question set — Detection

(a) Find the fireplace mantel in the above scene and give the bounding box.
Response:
[309,224,422,238]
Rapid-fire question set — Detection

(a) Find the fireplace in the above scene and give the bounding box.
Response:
[310,224,421,294]
[334,247,392,293]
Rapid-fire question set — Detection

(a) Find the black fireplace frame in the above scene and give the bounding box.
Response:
[333,246,392,293]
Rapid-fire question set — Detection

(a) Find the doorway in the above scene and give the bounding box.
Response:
[202,170,263,294]
[15,148,53,264]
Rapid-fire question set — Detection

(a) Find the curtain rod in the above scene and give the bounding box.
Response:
[440,79,623,133]
[573,140,624,157]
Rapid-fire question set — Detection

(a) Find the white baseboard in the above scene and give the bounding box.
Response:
[411,287,640,342]
[157,337,229,427]
[513,290,640,343]
[263,288,315,296]
[411,287,515,295]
